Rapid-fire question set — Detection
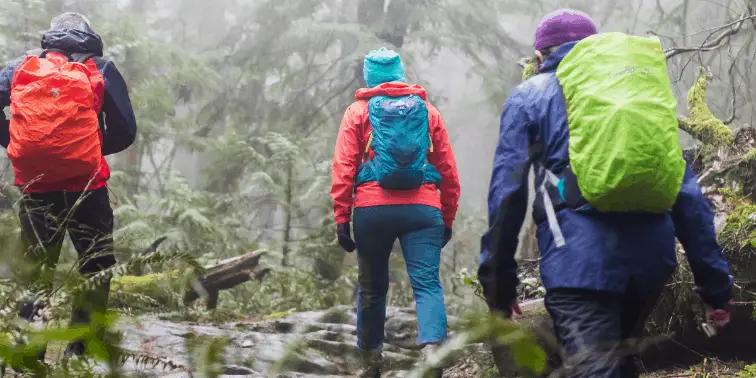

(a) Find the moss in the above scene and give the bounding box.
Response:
[719,198,756,252]
[263,309,296,320]
[521,58,538,81]
[680,67,734,147]
[744,148,756,163]
[740,364,756,378]
[317,307,350,324]
[110,271,181,308]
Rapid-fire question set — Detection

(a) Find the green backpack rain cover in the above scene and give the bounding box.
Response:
[556,32,686,213]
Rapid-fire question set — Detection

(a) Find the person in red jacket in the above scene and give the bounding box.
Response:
[330,47,460,377]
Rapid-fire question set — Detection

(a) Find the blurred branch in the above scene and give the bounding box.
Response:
[660,13,756,59]
[724,42,738,125]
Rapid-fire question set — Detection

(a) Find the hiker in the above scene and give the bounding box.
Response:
[478,9,733,378]
[330,47,460,377]
[0,12,137,359]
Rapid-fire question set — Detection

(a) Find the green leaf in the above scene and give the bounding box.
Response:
[510,337,547,373]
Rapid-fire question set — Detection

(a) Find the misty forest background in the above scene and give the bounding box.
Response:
[0,0,754,376]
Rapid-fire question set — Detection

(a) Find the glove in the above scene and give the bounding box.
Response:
[701,302,731,337]
[337,223,356,252]
[705,303,731,329]
[442,227,452,248]
[492,300,522,319]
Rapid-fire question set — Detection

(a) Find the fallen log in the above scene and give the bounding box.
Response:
[182,250,271,309]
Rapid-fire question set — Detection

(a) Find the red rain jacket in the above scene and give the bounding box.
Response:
[330,82,461,228]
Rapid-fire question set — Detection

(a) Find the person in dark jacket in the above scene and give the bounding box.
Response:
[478,9,733,378]
[0,12,137,359]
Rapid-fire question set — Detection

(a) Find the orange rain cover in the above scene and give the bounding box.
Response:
[8,54,102,187]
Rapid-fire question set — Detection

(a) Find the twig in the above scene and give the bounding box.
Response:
[724,41,737,125]
[696,149,751,184]
[663,13,756,59]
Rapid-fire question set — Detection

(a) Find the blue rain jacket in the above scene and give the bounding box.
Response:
[478,41,732,312]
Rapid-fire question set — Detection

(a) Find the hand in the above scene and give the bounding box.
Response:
[442,227,453,248]
[336,223,356,252]
[493,300,522,319]
[705,303,731,329]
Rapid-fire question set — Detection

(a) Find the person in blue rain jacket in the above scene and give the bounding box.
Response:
[478,9,732,378]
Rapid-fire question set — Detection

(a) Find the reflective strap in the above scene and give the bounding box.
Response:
[365,132,373,153]
[543,168,560,186]
[539,168,566,248]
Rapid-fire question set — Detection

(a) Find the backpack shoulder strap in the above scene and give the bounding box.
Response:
[422,98,434,153]
[40,49,74,61]
[72,53,96,63]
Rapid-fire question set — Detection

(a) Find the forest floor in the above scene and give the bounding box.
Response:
[641,359,747,377]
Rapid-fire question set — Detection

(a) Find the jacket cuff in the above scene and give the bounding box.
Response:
[442,214,454,229]
[478,265,518,312]
[697,289,731,310]
[334,212,352,225]
[485,286,518,312]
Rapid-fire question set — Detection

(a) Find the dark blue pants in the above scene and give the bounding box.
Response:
[545,286,663,378]
[353,204,447,350]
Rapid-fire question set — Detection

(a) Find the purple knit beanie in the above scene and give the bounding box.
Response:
[534,9,597,51]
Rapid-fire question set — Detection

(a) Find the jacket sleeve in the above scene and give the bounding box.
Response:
[0,58,23,149]
[99,60,137,156]
[330,105,363,225]
[672,164,733,309]
[427,107,460,228]
[478,89,533,311]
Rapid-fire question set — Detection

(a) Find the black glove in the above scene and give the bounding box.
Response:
[442,227,453,248]
[337,223,356,252]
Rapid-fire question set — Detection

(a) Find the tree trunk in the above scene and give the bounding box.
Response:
[118,0,148,197]
[281,161,294,267]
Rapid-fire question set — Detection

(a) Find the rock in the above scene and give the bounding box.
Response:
[117,298,755,377]
[117,306,447,377]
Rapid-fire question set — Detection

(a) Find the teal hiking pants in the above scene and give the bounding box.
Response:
[353,204,448,350]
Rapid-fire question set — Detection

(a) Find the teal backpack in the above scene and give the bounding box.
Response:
[356,94,441,190]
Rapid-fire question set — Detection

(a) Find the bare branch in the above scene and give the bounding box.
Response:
[662,13,756,59]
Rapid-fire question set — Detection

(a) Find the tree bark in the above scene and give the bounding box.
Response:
[281,161,294,267]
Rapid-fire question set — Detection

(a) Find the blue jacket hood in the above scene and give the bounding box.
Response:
[41,28,103,56]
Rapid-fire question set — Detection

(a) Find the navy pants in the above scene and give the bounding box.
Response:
[353,204,447,350]
[16,187,115,361]
[17,187,115,322]
[545,286,663,378]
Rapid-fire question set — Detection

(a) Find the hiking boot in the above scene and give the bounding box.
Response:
[356,346,383,378]
[63,277,111,360]
[17,296,48,363]
[421,343,443,378]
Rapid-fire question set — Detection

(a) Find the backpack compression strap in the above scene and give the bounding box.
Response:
[362,132,435,158]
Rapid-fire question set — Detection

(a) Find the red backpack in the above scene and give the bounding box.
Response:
[8,49,104,188]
